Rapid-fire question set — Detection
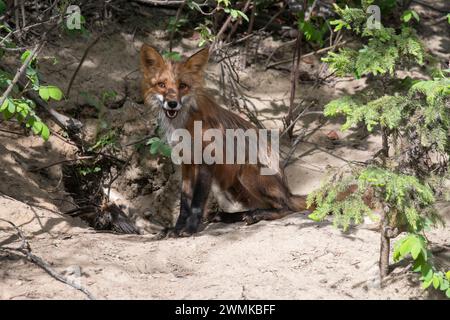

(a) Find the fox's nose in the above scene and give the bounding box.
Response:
[167,101,178,109]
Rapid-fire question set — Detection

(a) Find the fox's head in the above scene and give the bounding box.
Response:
[140,45,209,120]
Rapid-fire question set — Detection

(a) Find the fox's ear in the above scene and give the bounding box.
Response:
[140,44,165,76]
[184,47,209,73]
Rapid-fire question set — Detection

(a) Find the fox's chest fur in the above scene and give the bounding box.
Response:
[158,95,251,212]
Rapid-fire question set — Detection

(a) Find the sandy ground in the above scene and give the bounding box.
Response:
[0,1,449,300]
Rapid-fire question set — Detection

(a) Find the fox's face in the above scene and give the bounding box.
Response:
[140,45,209,120]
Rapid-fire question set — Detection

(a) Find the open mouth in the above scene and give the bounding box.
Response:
[164,109,178,119]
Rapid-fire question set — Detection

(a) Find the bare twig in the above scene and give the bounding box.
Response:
[66,34,102,97]
[0,41,44,109]
[14,0,21,35]
[0,128,27,136]
[266,40,348,69]
[210,0,251,53]
[286,0,318,138]
[282,129,307,169]
[20,0,26,29]
[168,0,187,52]
[29,156,96,172]
[243,3,256,67]
[0,218,96,300]
[280,101,316,138]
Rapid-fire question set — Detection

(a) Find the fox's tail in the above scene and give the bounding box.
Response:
[287,194,315,212]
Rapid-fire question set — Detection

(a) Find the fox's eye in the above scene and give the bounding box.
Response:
[179,83,188,90]
[157,82,166,88]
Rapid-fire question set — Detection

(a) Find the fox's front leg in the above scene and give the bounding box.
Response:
[174,165,194,234]
[175,165,213,235]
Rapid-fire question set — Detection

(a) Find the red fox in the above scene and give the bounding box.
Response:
[140,45,312,236]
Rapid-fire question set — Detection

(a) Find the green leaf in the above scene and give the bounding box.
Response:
[40,124,50,141]
[410,242,422,259]
[162,51,182,62]
[411,10,420,22]
[308,212,322,222]
[7,99,15,113]
[236,10,249,22]
[446,271,450,280]
[0,98,13,112]
[399,236,413,257]
[20,50,32,63]
[401,11,412,22]
[150,141,160,155]
[146,137,160,145]
[32,121,43,135]
[422,278,433,289]
[160,144,172,157]
[0,1,6,15]
[39,86,63,101]
[440,280,449,291]
[447,288,450,298]
[432,275,440,289]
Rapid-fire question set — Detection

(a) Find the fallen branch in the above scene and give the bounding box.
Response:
[0,128,26,136]
[29,156,96,172]
[0,218,96,300]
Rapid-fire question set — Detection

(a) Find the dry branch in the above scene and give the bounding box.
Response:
[0,41,44,108]
[0,218,96,300]
[66,34,103,98]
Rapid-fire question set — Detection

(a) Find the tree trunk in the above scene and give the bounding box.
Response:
[379,226,390,279]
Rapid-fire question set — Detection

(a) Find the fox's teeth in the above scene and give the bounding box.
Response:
[165,110,178,119]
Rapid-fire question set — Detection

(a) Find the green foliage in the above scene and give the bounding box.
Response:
[79,166,101,176]
[39,85,63,102]
[188,0,249,47]
[0,1,6,15]
[0,97,50,140]
[0,46,63,141]
[223,7,249,22]
[146,136,172,158]
[323,26,425,78]
[195,21,215,47]
[162,51,182,62]
[308,166,437,232]
[298,13,329,47]
[324,2,426,78]
[401,10,420,23]
[314,2,449,297]
[88,130,119,152]
[307,172,373,231]
[329,3,367,33]
[324,94,408,131]
[394,234,450,298]
[324,77,450,155]
[167,16,188,34]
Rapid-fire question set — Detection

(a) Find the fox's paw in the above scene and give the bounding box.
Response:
[243,212,258,225]
[152,227,177,240]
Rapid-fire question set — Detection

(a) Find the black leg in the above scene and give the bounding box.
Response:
[183,166,213,235]
[174,192,192,234]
